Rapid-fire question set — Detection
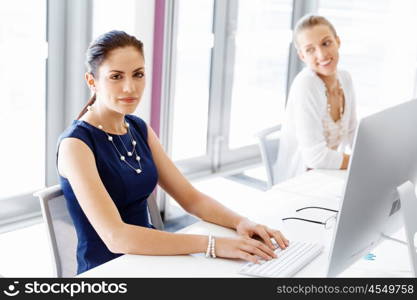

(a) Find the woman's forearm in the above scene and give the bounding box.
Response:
[184,191,246,230]
[109,224,208,255]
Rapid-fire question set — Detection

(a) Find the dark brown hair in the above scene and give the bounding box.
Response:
[77,30,144,119]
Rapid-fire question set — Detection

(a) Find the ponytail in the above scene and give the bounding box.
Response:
[77,94,96,120]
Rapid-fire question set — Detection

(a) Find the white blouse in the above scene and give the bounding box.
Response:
[274,68,358,184]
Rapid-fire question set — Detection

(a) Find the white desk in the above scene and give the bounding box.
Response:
[79,170,412,278]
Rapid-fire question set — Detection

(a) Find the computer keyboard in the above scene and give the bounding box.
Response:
[239,241,323,277]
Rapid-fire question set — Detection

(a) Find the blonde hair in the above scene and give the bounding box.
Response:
[293,14,338,50]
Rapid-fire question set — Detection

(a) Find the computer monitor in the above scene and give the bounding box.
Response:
[327,98,417,277]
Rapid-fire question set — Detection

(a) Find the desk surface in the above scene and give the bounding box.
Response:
[79,170,411,277]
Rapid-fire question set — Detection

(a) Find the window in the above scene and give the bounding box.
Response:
[0,0,151,231]
[92,0,136,38]
[168,0,293,176]
[0,0,47,200]
[171,0,214,161]
[319,0,417,117]
[229,0,292,149]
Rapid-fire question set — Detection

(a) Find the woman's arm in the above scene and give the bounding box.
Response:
[58,138,208,254]
[147,126,288,250]
[58,137,279,262]
[146,126,242,228]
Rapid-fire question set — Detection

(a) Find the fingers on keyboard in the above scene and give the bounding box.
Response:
[239,251,259,264]
[239,241,323,277]
[241,244,272,261]
[267,229,289,249]
[252,239,277,258]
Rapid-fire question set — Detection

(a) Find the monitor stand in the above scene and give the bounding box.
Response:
[397,181,417,277]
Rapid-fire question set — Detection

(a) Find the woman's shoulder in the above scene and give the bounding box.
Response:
[60,120,92,140]
[292,68,323,90]
[125,114,149,139]
[125,114,148,131]
[125,114,147,126]
[290,68,325,102]
[58,120,95,150]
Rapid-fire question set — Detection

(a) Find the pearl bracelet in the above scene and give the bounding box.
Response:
[211,236,216,258]
[205,235,216,258]
[205,234,212,258]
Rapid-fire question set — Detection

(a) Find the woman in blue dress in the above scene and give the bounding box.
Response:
[57,30,288,274]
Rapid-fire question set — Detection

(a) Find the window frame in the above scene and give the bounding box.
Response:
[0,0,93,233]
[163,0,318,179]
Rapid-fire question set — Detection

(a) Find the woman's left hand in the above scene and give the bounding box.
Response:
[236,218,289,250]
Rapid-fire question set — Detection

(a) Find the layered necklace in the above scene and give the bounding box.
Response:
[87,105,143,174]
[322,79,346,149]
[325,79,344,122]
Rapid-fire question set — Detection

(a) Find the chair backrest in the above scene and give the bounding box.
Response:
[35,185,77,278]
[35,185,164,277]
[254,125,281,189]
[147,190,164,231]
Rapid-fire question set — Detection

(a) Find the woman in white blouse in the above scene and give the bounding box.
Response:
[274,14,358,183]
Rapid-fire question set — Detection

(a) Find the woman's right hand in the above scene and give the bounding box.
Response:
[214,236,277,264]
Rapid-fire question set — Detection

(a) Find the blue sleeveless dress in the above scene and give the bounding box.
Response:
[57,115,158,274]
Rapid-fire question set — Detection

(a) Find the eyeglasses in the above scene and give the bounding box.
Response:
[282,206,338,229]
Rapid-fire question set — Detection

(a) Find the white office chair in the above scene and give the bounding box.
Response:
[35,185,164,278]
[254,124,281,189]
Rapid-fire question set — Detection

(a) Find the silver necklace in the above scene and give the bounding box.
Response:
[98,122,143,174]
[87,105,143,174]
[98,122,142,174]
